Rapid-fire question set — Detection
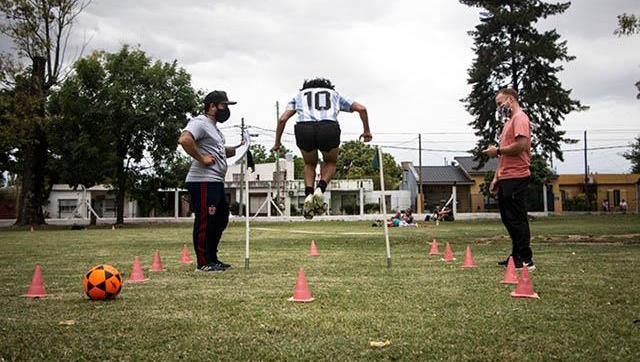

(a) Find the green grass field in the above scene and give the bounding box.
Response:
[1,215,639,361]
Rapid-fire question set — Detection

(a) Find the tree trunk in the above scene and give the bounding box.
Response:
[15,57,48,226]
[115,161,126,225]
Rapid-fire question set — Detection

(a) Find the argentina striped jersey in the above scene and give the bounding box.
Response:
[286,88,353,123]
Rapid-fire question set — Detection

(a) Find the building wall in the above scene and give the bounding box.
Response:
[468,174,489,212]
[366,190,412,213]
[555,174,640,213]
[400,162,419,210]
[46,185,139,219]
[46,189,87,218]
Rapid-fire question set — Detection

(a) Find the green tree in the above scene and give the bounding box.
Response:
[249,144,269,163]
[249,143,304,178]
[335,141,402,190]
[0,0,91,225]
[265,144,291,162]
[615,13,640,36]
[461,0,587,167]
[622,136,640,174]
[615,13,640,171]
[615,13,640,99]
[479,170,495,199]
[48,46,200,224]
[128,153,191,216]
[293,157,304,179]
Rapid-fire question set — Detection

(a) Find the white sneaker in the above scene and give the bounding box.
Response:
[303,194,315,220]
[312,188,324,210]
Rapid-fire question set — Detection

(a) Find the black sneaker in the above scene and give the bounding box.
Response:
[215,259,231,269]
[195,263,226,273]
[497,257,512,266]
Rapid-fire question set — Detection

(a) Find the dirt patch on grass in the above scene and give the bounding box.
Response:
[474,234,640,245]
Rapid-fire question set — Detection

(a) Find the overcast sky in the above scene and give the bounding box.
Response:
[4,0,639,174]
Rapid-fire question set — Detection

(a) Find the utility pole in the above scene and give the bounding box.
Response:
[418,133,423,214]
[239,117,245,215]
[274,102,281,206]
[584,130,589,211]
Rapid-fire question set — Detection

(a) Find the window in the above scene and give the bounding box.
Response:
[58,199,77,218]
[103,199,116,216]
[613,189,621,207]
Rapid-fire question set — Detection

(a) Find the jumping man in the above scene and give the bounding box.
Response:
[273,78,372,219]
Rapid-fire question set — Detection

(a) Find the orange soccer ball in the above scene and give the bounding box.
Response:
[83,264,123,300]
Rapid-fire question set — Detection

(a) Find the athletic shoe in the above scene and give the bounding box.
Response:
[498,256,512,266]
[311,188,324,211]
[215,259,231,269]
[195,263,226,272]
[303,194,315,220]
[317,202,329,216]
[515,260,536,271]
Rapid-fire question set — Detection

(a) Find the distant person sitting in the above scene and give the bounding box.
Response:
[402,208,414,224]
[388,211,402,227]
[620,199,628,214]
[602,199,610,213]
[439,206,455,222]
[425,206,440,222]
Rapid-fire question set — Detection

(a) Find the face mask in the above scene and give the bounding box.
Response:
[215,107,230,123]
[497,102,512,120]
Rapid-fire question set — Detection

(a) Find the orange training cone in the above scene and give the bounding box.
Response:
[429,239,439,256]
[128,256,148,283]
[309,240,319,257]
[149,250,166,272]
[500,256,518,285]
[511,265,539,299]
[111,224,115,231]
[442,242,456,262]
[288,268,314,303]
[461,245,476,268]
[179,244,193,264]
[22,264,47,298]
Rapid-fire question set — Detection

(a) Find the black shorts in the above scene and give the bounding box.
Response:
[294,121,341,152]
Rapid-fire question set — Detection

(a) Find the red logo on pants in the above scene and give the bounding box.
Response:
[208,206,217,215]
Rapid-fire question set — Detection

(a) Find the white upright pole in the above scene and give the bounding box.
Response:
[174,188,179,219]
[452,184,457,216]
[378,147,392,269]
[359,183,364,217]
[245,159,250,271]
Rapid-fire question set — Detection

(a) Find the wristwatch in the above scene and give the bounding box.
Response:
[496,147,502,156]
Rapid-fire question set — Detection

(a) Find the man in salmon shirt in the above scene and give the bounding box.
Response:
[483,88,536,271]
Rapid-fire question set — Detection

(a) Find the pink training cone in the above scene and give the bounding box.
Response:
[22,264,47,298]
[149,250,166,272]
[309,240,319,257]
[461,245,476,268]
[511,265,540,299]
[429,239,439,256]
[128,256,149,283]
[442,242,456,262]
[288,268,315,303]
[500,256,519,285]
[179,244,193,264]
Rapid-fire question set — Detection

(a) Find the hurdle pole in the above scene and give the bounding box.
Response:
[245,157,251,271]
[378,146,392,269]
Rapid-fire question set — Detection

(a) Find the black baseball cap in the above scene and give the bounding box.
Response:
[204,90,237,106]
